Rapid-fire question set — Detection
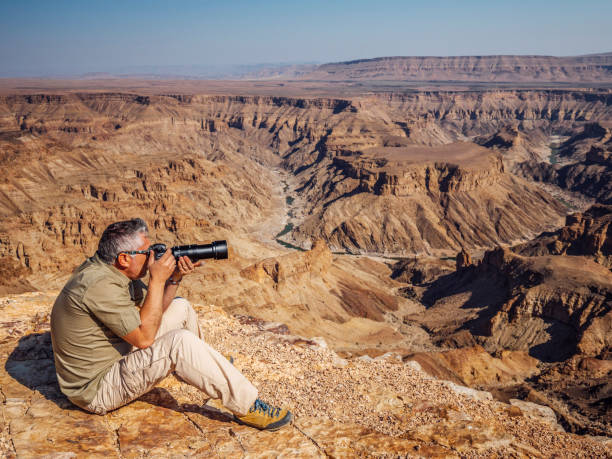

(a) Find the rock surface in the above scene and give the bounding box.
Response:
[1,291,610,458]
[405,346,540,387]
[409,244,612,436]
[391,256,456,285]
[1,87,612,455]
[420,247,612,361]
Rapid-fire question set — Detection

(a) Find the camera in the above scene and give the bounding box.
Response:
[150,240,229,262]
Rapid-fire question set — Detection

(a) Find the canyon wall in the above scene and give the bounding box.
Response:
[0,90,610,287]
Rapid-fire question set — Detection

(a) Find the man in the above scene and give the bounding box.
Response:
[50,218,292,431]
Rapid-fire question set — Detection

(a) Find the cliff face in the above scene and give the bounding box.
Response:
[418,246,612,362]
[277,91,612,255]
[331,148,505,195]
[221,240,430,356]
[479,248,612,360]
[405,242,612,436]
[1,89,611,445]
[558,122,612,162]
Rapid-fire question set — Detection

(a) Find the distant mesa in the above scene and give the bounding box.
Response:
[299,53,612,83]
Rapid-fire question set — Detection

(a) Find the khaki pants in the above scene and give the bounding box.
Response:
[85,297,258,416]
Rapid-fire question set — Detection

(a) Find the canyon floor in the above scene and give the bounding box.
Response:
[0,79,610,456]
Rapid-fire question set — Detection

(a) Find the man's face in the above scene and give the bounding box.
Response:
[126,233,152,279]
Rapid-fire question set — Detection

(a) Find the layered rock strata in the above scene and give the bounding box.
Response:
[196,240,431,356]
[418,247,612,361]
[403,243,612,435]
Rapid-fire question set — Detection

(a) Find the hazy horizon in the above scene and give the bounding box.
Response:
[2,0,612,78]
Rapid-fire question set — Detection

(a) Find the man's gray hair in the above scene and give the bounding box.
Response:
[96,218,149,264]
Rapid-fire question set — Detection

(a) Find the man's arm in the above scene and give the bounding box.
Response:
[162,280,180,312]
[161,256,203,311]
[122,249,176,349]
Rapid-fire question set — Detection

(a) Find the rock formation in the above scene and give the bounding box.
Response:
[419,247,612,361]
[455,249,473,270]
[4,90,608,290]
[481,248,611,360]
[202,240,432,356]
[474,126,552,169]
[404,346,539,387]
[409,245,611,435]
[289,142,566,255]
[391,257,455,285]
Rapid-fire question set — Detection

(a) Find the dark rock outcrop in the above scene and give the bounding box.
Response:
[513,204,612,267]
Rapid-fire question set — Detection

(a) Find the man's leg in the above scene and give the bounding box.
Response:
[155,297,203,339]
[86,329,258,415]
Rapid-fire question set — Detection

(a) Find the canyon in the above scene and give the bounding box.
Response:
[0,72,611,455]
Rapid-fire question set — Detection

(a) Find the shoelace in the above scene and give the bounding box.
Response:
[249,399,280,418]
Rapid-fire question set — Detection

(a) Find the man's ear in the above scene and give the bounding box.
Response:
[115,253,131,269]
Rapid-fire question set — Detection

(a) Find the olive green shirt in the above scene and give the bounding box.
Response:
[50,253,145,408]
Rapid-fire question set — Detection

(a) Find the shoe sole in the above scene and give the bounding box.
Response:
[264,411,293,431]
[234,411,293,431]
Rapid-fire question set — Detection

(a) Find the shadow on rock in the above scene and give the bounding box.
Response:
[420,267,508,337]
[421,267,507,312]
[419,265,588,362]
[4,332,76,409]
[139,387,235,423]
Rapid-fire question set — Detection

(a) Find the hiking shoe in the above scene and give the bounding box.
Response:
[235,399,293,431]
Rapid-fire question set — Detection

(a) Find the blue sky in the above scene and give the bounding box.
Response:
[1,0,611,77]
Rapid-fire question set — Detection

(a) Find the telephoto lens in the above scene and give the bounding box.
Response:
[150,241,229,262]
[172,240,228,262]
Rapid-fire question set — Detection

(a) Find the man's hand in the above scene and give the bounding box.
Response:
[147,249,176,285]
[168,256,203,283]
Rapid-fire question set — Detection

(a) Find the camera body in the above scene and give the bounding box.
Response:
[150,240,228,262]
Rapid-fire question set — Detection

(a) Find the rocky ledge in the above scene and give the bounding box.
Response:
[1,292,610,458]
